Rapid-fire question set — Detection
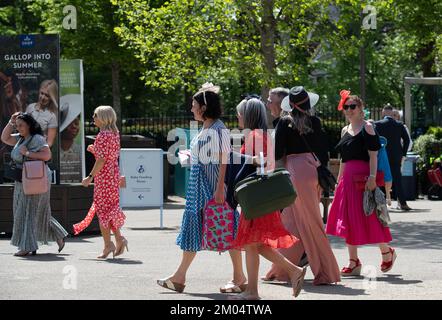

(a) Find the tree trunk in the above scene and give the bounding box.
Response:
[418,41,436,118]
[360,44,366,102]
[111,61,122,132]
[260,0,276,126]
[418,41,436,78]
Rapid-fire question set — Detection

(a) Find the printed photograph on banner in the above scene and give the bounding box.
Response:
[0,34,60,182]
[59,60,85,183]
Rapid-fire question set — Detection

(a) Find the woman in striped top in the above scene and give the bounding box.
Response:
[157,84,245,294]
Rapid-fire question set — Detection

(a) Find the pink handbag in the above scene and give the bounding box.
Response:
[119,175,126,188]
[22,160,48,195]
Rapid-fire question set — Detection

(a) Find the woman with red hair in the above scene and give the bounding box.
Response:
[326,91,396,276]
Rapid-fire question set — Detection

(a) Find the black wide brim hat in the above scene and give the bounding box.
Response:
[281,86,319,112]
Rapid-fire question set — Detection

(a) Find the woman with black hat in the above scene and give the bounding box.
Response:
[263,86,341,286]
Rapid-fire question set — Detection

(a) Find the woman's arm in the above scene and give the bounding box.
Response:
[336,125,349,183]
[215,159,227,204]
[274,118,287,161]
[366,150,378,191]
[337,160,345,183]
[82,158,106,187]
[46,127,57,147]
[1,121,17,146]
[364,121,379,191]
[20,145,51,162]
[1,112,20,146]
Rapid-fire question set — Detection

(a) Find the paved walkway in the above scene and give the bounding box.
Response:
[1,197,441,300]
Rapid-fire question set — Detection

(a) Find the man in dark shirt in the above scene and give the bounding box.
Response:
[375,105,411,211]
[267,87,289,128]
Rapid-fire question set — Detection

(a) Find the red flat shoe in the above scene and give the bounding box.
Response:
[381,247,397,273]
[341,258,362,277]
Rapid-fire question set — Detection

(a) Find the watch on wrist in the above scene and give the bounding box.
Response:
[25,151,30,156]
[88,174,94,179]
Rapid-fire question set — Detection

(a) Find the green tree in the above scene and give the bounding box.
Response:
[0,0,43,35]
[28,0,144,129]
[112,0,329,107]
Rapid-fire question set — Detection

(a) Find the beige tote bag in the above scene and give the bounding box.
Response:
[22,160,48,195]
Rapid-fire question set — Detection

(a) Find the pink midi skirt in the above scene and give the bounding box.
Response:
[326,160,392,245]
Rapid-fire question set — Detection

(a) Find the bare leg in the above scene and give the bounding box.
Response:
[379,243,392,262]
[258,245,303,277]
[228,249,247,285]
[241,244,260,299]
[99,224,112,246]
[114,228,123,242]
[97,224,115,258]
[347,245,359,268]
[165,250,197,285]
[385,182,392,206]
[113,228,129,256]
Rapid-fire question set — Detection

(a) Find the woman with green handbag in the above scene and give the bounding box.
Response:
[230,97,306,300]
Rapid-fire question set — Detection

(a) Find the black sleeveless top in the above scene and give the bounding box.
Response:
[336,127,381,163]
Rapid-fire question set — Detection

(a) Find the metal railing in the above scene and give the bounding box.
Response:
[84,107,385,153]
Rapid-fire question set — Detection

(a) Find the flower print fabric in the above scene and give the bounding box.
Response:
[73,131,126,234]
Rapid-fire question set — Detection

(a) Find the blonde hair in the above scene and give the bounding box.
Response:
[95,105,118,132]
[38,79,58,114]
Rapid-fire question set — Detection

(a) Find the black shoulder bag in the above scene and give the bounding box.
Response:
[300,134,337,193]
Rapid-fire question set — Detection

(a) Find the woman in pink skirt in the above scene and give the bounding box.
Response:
[264,87,341,286]
[326,91,396,276]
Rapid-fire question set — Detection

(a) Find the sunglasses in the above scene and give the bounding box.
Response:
[343,104,358,110]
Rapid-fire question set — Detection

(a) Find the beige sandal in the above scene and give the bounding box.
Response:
[220,281,247,293]
[292,267,307,298]
[157,278,185,293]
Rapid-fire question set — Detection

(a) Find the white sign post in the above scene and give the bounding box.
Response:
[119,148,164,228]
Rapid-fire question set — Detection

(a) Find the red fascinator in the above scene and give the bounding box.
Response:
[337,90,351,111]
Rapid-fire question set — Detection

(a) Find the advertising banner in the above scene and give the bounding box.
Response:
[0,34,60,182]
[59,59,85,183]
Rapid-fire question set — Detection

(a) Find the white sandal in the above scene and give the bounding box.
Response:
[220,281,247,293]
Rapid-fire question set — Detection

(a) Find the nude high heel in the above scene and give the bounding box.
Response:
[97,242,116,259]
[115,237,129,257]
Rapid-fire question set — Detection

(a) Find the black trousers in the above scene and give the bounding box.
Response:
[389,159,407,205]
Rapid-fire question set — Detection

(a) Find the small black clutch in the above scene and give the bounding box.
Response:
[3,162,22,182]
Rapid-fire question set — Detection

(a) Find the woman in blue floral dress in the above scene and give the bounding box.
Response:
[157,84,245,293]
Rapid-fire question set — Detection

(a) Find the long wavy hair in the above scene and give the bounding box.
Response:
[37,79,58,114]
[286,107,314,135]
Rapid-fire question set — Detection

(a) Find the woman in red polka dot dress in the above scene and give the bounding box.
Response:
[73,106,127,259]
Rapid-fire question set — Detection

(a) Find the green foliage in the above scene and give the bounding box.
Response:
[426,127,442,140]
[1,0,440,120]
[413,133,442,169]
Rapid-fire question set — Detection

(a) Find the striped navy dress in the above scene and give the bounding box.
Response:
[176,119,239,252]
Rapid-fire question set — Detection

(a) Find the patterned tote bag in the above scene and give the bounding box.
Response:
[202,199,235,252]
